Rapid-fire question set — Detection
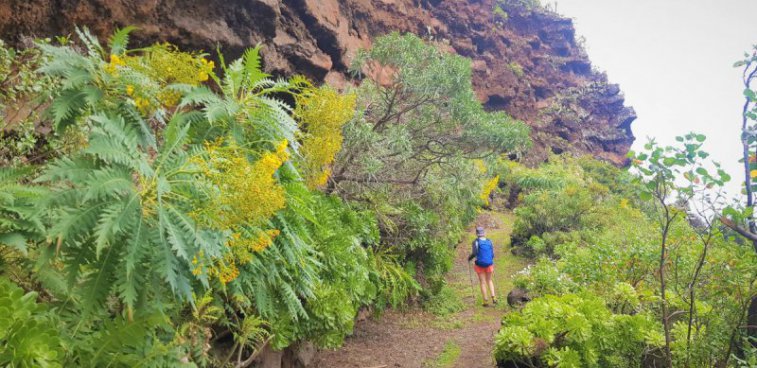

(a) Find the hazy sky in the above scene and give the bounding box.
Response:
[552,0,757,195]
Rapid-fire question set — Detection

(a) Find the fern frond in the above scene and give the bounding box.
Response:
[159,207,191,261]
[280,282,307,321]
[108,26,136,55]
[93,195,139,257]
[79,244,119,313]
[37,156,100,183]
[49,202,106,244]
[51,89,87,131]
[242,46,269,86]
[160,113,192,159]
[117,102,157,149]
[61,67,93,89]
[75,26,105,58]
[81,168,134,203]
[88,315,150,365]
[178,85,221,108]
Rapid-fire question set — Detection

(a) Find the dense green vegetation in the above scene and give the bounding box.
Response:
[3,23,757,368]
[332,33,529,294]
[495,141,757,367]
[0,29,528,366]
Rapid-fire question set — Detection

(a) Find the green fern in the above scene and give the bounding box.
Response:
[0,167,46,255]
[108,26,136,56]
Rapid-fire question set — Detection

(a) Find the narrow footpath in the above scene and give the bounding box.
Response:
[312,210,528,368]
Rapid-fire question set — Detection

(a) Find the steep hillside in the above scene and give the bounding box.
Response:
[0,0,636,164]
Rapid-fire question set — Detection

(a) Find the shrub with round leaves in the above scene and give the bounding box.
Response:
[494,293,660,367]
[0,278,62,367]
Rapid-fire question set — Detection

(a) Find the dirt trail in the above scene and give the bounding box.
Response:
[311,211,528,368]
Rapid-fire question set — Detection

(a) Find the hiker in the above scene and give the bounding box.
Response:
[468,226,497,306]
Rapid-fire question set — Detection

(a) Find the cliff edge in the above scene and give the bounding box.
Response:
[0,0,636,164]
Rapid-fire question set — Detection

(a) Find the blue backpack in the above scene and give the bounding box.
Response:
[474,238,494,267]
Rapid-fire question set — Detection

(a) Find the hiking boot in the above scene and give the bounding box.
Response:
[482,300,490,307]
[492,297,499,305]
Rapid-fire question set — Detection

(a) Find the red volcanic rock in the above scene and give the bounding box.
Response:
[0,0,635,165]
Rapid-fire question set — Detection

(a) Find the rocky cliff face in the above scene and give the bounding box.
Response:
[0,0,636,165]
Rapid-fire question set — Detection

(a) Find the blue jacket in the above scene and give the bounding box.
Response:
[469,237,494,267]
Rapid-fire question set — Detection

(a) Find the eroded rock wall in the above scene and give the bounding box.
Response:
[0,0,635,164]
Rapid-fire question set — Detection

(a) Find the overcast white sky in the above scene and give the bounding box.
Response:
[552,0,757,195]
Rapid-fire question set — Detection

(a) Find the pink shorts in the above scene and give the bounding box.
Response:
[474,264,494,274]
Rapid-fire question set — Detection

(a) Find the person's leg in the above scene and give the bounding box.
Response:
[486,270,497,302]
[476,271,489,303]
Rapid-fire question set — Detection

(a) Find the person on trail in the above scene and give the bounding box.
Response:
[468,226,497,306]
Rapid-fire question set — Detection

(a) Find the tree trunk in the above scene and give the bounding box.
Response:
[749,297,757,347]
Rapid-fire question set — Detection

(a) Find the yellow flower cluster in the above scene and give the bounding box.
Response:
[125,83,153,115]
[136,174,157,217]
[128,43,214,86]
[191,250,205,276]
[199,229,281,284]
[217,260,239,284]
[480,175,500,205]
[195,139,289,229]
[134,97,152,115]
[157,89,182,108]
[198,58,214,82]
[107,44,216,116]
[228,229,280,264]
[473,159,487,174]
[105,54,126,75]
[191,140,290,284]
[295,87,356,188]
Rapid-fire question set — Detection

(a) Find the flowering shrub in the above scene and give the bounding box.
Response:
[295,87,356,188]
[0,28,421,365]
[194,139,289,229]
[480,175,500,205]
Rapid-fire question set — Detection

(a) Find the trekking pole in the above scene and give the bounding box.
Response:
[467,261,477,305]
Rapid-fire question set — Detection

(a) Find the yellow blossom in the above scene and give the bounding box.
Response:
[110,54,125,66]
[134,97,152,115]
[473,159,487,174]
[120,43,213,86]
[480,175,499,205]
[225,229,280,269]
[295,87,356,189]
[619,198,629,209]
[218,260,239,284]
[195,139,289,229]
[105,54,126,75]
[157,89,181,108]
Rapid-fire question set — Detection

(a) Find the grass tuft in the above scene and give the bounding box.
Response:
[423,341,461,368]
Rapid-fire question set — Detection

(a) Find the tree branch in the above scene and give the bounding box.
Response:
[720,216,757,242]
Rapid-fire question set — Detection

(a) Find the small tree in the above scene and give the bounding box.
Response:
[631,134,730,367]
[721,45,757,349]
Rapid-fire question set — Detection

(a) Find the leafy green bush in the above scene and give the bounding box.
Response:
[0,277,62,367]
[512,257,574,296]
[423,284,465,316]
[0,40,80,167]
[0,26,538,365]
[500,142,757,367]
[336,32,529,292]
[494,293,659,367]
[0,27,430,365]
[507,157,619,254]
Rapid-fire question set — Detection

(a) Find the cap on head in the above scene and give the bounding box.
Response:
[475,226,485,236]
